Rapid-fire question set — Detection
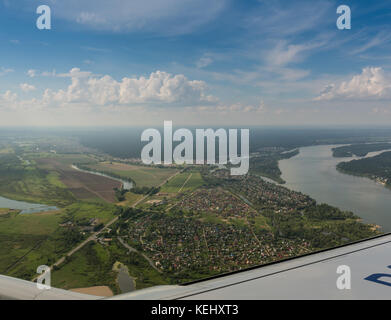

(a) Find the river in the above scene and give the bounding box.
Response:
[71,165,133,190]
[0,163,133,214]
[0,196,58,214]
[279,145,391,232]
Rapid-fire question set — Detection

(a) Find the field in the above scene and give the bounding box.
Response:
[63,202,118,225]
[52,240,169,293]
[0,148,13,154]
[84,162,179,188]
[0,154,75,207]
[0,210,64,278]
[0,200,120,281]
[160,171,204,194]
[37,158,121,203]
[117,192,144,207]
[0,208,18,215]
[51,242,117,292]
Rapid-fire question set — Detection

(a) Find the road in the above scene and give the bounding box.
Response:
[32,169,180,281]
[117,237,162,273]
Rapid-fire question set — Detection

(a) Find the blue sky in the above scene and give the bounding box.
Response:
[1,0,391,126]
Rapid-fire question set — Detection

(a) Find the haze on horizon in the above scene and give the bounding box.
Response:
[1,0,391,127]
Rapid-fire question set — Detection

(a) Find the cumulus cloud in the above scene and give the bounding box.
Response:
[19,83,36,92]
[315,67,391,101]
[0,90,17,103]
[27,69,36,78]
[2,68,215,109]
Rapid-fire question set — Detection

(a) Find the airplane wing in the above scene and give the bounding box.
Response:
[1,234,390,300]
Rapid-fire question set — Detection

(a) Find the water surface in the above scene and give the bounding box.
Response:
[0,196,58,214]
[71,165,133,189]
[279,145,391,232]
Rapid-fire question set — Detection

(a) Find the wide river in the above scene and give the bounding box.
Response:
[279,145,391,232]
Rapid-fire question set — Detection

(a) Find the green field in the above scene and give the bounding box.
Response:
[84,162,179,188]
[160,172,204,194]
[118,192,144,207]
[63,202,118,225]
[52,240,169,293]
[0,210,64,278]
[0,154,75,207]
[52,242,117,292]
[0,201,120,280]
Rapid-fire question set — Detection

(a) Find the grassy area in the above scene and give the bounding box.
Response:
[52,240,169,293]
[0,201,120,280]
[52,242,117,292]
[118,192,144,207]
[0,210,65,278]
[0,154,75,207]
[252,215,271,230]
[0,211,62,236]
[63,202,118,225]
[182,172,204,191]
[160,171,204,194]
[26,153,95,165]
[0,148,13,154]
[0,208,18,215]
[84,162,179,188]
[160,172,191,193]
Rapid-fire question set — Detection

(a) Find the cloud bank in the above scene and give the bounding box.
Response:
[315,67,391,101]
[0,68,215,110]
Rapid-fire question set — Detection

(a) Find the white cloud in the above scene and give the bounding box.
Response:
[0,67,14,76]
[352,31,391,55]
[315,67,391,101]
[196,56,213,69]
[266,40,326,67]
[0,90,17,103]
[36,0,228,35]
[3,68,215,109]
[27,69,37,78]
[27,69,56,77]
[19,83,36,92]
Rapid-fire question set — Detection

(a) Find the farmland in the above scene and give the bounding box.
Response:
[82,162,179,188]
[160,171,204,194]
[0,154,75,207]
[36,158,122,203]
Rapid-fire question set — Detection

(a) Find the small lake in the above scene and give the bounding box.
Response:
[71,165,133,190]
[0,196,58,214]
[279,145,391,232]
[117,265,135,293]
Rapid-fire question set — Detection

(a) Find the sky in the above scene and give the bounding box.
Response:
[1,0,391,126]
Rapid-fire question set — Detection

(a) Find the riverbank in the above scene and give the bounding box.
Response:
[71,164,134,190]
[336,166,391,190]
[279,144,391,232]
[0,195,59,214]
